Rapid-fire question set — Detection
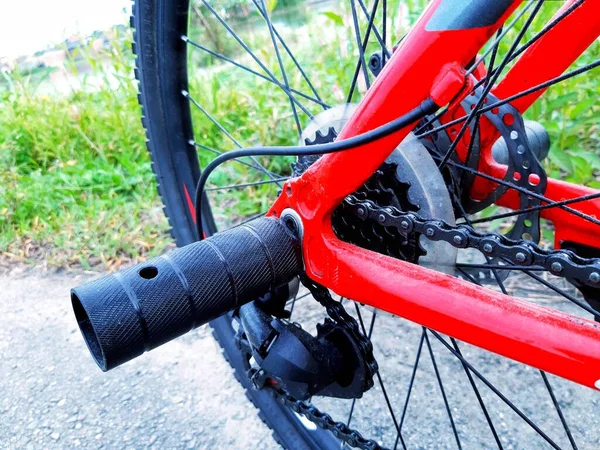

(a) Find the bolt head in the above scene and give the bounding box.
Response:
[400,220,410,230]
[426,228,435,237]
[515,252,527,263]
[483,243,493,253]
[378,214,386,223]
[589,272,600,284]
[551,261,563,273]
[357,207,365,217]
[453,235,463,245]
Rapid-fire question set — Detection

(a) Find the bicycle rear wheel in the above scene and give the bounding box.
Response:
[133,0,600,448]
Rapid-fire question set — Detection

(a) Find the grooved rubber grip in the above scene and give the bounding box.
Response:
[71,217,302,371]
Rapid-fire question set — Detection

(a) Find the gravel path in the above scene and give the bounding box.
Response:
[2,271,600,449]
[0,272,278,450]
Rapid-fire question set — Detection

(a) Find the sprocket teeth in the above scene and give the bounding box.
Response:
[296,132,424,264]
[304,126,338,146]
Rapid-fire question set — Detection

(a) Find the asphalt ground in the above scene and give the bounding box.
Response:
[0,272,277,450]
[1,270,600,449]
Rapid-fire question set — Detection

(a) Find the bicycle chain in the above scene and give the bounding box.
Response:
[269,385,384,450]
[340,196,600,290]
[263,275,384,450]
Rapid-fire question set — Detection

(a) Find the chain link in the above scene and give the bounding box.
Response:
[269,385,384,450]
[341,196,600,289]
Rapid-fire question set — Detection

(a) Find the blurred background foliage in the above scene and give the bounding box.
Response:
[0,0,598,270]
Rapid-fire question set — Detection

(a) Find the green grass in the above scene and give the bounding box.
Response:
[1,2,599,270]
[0,33,171,269]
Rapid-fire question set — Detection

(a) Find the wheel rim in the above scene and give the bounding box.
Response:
[176,1,600,448]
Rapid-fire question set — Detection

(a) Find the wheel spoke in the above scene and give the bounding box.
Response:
[484,26,503,87]
[424,330,462,450]
[437,0,545,172]
[456,266,485,286]
[463,0,536,79]
[461,21,502,181]
[540,371,579,450]
[382,0,387,64]
[367,309,377,338]
[250,1,324,105]
[199,0,314,118]
[343,301,362,436]
[286,291,312,316]
[235,210,267,226]
[347,0,385,102]
[476,0,587,89]
[254,0,303,134]
[418,59,600,140]
[394,330,426,450]
[346,397,358,429]
[347,0,372,103]
[356,0,391,58]
[184,37,329,109]
[287,291,299,317]
[429,330,562,450]
[185,90,244,148]
[440,157,600,228]
[456,263,546,271]
[516,268,600,320]
[354,304,404,444]
[451,190,510,295]
[467,191,600,226]
[190,140,281,180]
[451,338,504,450]
[205,177,289,191]
[185,91,284,185]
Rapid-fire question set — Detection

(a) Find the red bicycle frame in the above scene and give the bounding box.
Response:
[270,0,600,390]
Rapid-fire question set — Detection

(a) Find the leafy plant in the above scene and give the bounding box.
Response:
[1,1,599,270]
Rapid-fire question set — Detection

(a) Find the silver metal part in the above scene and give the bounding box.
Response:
[492,119,550,166]
[299,103,358,146]
[390,133,457,274]
[286,276,301,302]
[302,105,457,274]
[280,208,304,242]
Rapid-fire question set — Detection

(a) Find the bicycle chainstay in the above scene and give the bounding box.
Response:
[263,196,600,450]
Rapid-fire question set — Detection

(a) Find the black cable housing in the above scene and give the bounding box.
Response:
[195,98,439,239]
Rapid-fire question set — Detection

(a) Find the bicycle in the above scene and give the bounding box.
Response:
[71,0,600,448]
